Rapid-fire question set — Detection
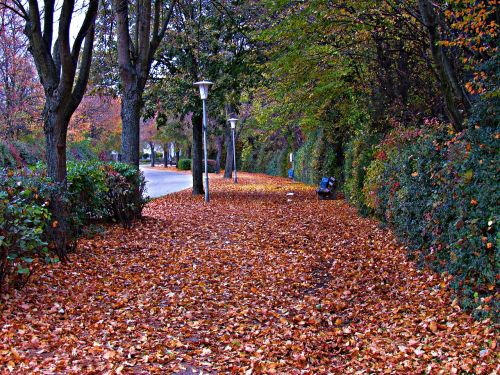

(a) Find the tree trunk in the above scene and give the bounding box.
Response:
[120,87,142,167]
[192,111,203,195]
[44,109,68,183]
[44,104,71,261]
[163,143,169,166]
[223,125,233,179]
[215,135,223,174]
[149,141,155,167]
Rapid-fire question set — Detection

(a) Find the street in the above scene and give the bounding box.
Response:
[140,166,192,198]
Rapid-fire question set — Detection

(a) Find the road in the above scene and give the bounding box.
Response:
[140,166,192,198]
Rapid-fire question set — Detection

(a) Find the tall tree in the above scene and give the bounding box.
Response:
[0,6,42,139]
[68,93,122,152]
[1,0,99,257]
[148,0,258,193]
[111,0,176,167]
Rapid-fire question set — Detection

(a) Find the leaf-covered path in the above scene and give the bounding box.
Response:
[1,173,498,373]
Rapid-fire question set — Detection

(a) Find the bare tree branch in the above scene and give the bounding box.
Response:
[71,0,98,61]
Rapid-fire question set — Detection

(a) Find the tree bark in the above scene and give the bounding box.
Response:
[192,111,203,195]
[44,107,71,260]
[215,135,223,174]
[223,125,233,179]
[163,142,169,166]
[44,109,68,183]
[120,85,142,166]
[149,141,155,167]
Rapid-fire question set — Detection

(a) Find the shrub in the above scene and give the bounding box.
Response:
[67,161,146,226]
[0,170,58,290]
[0,162,146,293]
[362,157,385,211]
[179,159,216,172]
[266,148,288,177]
[0,139,45,168]
[0,141,18,168]
[67,160,108,223]
[178,159,192,170]
[360,124,499,320]
[343,131,381,214]
[67,139,98,161]
[12,139,45,166]
[295,129,320,184]
[241,142,256,172]
[106,162,147,226]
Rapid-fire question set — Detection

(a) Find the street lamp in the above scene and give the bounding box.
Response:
[228,117,238,183]
[193,80,213,202]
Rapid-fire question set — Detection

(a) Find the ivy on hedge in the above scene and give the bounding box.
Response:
[359,124,499,320]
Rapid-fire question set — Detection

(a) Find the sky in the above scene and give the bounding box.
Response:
[35,0,88,43]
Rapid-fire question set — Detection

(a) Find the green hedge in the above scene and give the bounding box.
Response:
[178,159,192,170]
[343,131,382,215]
[242,128,343,185]
[266,148,288,177]
[294,128,345,186]
[67,161,146,226]
[177,159,217,172]
[358,125,499,320]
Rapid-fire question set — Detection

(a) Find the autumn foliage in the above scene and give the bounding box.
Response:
[0,174,498,373]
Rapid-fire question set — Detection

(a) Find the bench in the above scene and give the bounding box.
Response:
[317,177,337,200]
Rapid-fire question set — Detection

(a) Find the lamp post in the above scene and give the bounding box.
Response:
[193,80,213,202]
[228,118,238,183]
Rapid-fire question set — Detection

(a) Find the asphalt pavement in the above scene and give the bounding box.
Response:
[140,166,192,198]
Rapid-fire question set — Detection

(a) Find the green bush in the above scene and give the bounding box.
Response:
[0,139,46,168]
[67,139,98,161]
[106,162,147,226]
[241,142,256,172]
[0,161,147,292]
[343,131,381,214]
[179,159,216,172]
[0,142,17,168]
[295,129,320,184]
[363,157,385,211]
[67,160,108,223]
[266,148,288,177]
[178,159,192,170]
[0,141,25,168]
[241,128,343,185]
[67,161,146,226]
[12,139,45,166]
[357,124,499,320]
[253,142,273,174]
[0,170,58,289]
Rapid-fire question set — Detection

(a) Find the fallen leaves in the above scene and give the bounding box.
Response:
[0,172,498,373]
